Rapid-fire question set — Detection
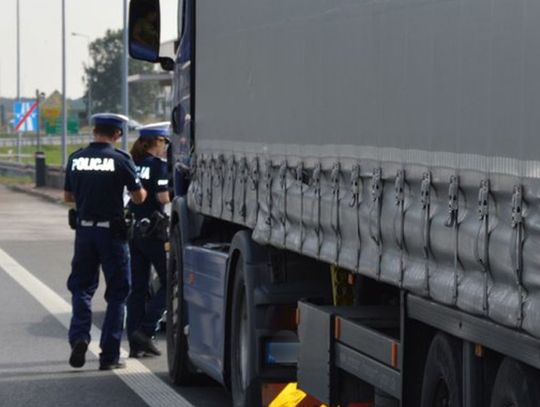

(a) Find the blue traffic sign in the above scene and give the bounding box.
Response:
[13,101,39,132]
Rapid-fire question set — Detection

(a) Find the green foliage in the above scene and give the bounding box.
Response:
[83,29,160,119]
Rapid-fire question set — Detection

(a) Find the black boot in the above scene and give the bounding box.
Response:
[69,339,88,368]
[131,329,161,356]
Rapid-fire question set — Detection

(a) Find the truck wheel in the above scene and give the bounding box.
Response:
[230,258,261,407]
[490,358,540,407]
[166,225,194,384]
[420,333,462,407]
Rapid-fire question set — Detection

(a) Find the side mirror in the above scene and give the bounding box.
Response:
[129,0,161,62]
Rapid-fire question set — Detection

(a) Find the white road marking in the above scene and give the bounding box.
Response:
[0,246,194,407]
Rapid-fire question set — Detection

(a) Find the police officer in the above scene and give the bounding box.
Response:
[64,113,147,370]
[126,122,171,357]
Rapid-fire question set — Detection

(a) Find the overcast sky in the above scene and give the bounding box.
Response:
[0,0,177,100]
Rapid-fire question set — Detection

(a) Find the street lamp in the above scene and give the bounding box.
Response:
[71,32,92,128]
[16,0,20,103]
[61,0,67,168]
[122,0,129,151]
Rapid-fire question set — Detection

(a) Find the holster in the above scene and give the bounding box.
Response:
[110,214,134,241]
[135,211,170,241]
[68,209,77,230]
[151,211,170,241]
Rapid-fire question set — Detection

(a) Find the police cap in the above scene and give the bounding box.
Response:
[138,122,171,143]
[91,113,129,131]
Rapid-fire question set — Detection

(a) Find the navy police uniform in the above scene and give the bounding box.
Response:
[65,113,142,368]
[126,123,170,354]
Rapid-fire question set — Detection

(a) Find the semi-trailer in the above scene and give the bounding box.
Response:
[129,0,540,405]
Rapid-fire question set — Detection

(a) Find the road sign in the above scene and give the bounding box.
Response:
[13,101,39,132]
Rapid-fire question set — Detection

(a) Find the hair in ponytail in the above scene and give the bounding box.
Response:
[130,136,158,162]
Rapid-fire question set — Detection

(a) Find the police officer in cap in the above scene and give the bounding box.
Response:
[126,122,171,357]
[64,113,147,370]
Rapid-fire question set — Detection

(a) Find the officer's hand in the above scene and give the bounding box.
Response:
[130,187,147,204]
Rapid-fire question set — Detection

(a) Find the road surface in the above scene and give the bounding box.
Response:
[0,185,232,407]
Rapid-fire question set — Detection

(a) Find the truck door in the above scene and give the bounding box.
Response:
[170,0,193,197]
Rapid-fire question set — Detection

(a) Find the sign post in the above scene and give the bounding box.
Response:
[13,101,39,163]
[35,90,47,187]
[16,132,21,163]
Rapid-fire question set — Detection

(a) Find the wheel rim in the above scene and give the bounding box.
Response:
[433,378,450,407]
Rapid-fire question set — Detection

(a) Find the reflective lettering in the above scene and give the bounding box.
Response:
[137,166,151,180]
[72,157,115,172]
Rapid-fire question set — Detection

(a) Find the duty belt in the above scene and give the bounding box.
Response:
[79,220,110,228]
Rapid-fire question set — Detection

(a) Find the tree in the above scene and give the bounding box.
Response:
[83,29,161,119]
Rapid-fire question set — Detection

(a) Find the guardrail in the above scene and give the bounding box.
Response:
[0,132,138,148]
[0,134,94,148]
[0,154,33,159]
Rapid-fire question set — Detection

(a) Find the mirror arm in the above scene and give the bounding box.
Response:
[159,57,175,71]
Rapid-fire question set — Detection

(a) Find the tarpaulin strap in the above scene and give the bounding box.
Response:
[296,162,305,251]
[225,156,236,214]
[476,179,491,313]
[216,155,226,218]
[445,175,459,227]
[279,161,288,247]
[331,162,342,264]
[238,157,248,221]
[264,160,274,242]
[444,175,460,305]
[420,172,432,294]
[311,163,323,258]
[369,168,383,279]
[206,157,215,210]
[511,184,526,328]
[193,154,204,208]
[394,169,406,287]
[250,157,260,224]
[350,163,362,271]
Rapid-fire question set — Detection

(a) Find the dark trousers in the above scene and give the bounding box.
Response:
[126,236,167,342]
[67,227,131,365]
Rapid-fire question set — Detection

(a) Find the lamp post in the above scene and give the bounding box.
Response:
[16,0,20,103]
[71,32,92,128]
[122,0,129,151]
[61,0,67,168]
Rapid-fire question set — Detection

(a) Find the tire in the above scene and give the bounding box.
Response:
[166,225,195,384]
[420,333,462,407]
[230,257,261,407]
[490,358,540,407]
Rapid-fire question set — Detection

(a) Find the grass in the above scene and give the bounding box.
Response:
[0,175,33,186]
[0,139,135,167]
[0,144,87,166]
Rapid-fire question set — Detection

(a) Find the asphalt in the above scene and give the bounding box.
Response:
[0,184,232,407]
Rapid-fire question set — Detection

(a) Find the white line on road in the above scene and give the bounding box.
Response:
[0,246,194,407]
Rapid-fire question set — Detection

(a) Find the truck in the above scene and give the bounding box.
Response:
[128,0,540,406]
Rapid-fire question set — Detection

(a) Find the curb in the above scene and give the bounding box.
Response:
[7,184,66,206]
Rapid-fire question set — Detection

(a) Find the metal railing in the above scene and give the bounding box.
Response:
[0,133,94,148]
[0,132,138,163]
